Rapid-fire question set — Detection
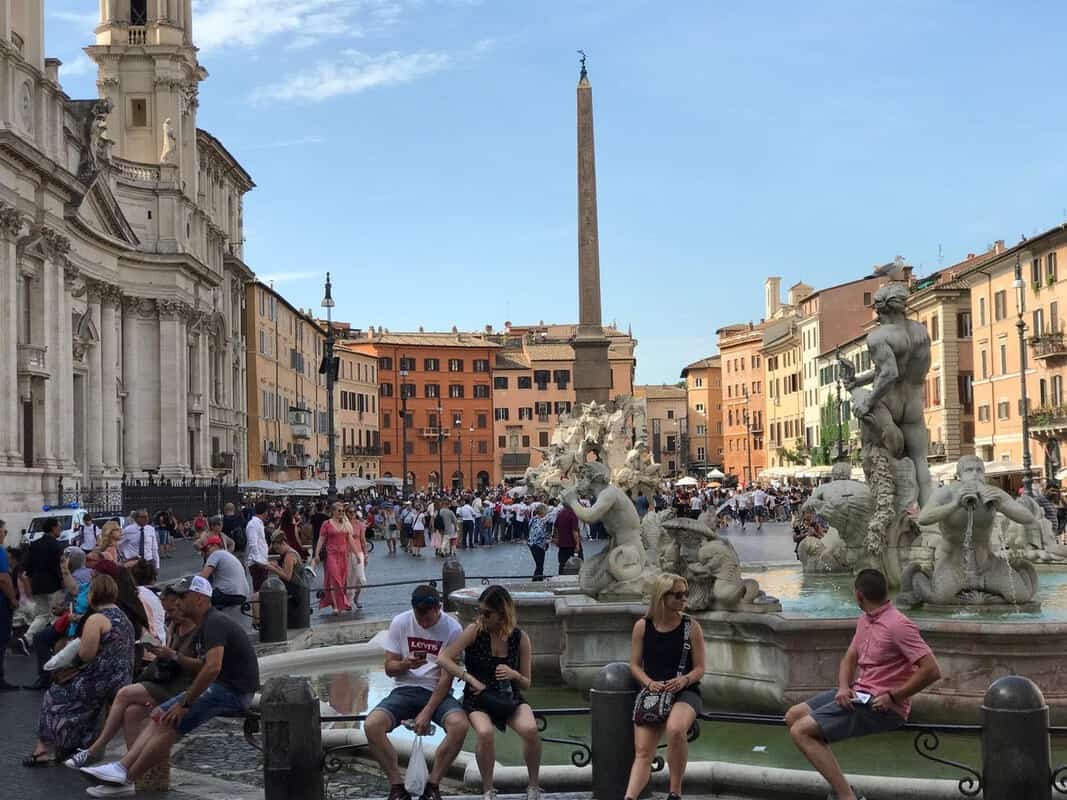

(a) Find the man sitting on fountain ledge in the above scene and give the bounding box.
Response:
[364,584,469,800]
[785,569,941,800]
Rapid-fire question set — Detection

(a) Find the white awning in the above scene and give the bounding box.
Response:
[983,461,1044,477]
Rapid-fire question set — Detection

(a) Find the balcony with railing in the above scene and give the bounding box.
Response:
[212,452,235,470]
[261,450,282,468]
[1031,331,1067,361]
[1028,406,1067,434]
[289,407,312,439]
[501,453,531,469]
[17,343,48,378]
[112,156,161,184]
[419,427,450,438]
[128,26,147,44]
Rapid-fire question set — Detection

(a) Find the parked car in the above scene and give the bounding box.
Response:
[23,509,125,548]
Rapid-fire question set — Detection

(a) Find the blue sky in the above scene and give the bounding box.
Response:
[45,1,1067,384]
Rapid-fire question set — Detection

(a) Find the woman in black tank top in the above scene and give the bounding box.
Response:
[437,585,542,800]
[625,573,706,800]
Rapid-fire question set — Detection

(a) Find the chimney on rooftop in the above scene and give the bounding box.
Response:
[995,240,1005,254]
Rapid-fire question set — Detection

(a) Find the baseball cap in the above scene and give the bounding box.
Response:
[172,575,213,597]
[411,584,441,609]
[199,535,224,550]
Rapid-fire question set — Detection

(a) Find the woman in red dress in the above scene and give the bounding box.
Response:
[312,503,357,612]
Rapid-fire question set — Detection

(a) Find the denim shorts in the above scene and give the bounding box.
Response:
[373,685,465,729]
[159,682,254,736]
[806,689,905,743]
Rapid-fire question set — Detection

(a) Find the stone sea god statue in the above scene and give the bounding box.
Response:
[659,516,780,612]
[998,494,1067,564]
[838,282,932,585]
[898,456,1040,608]
[561,460,651,599]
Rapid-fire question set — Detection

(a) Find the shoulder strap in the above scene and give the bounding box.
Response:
[676,615,691,677]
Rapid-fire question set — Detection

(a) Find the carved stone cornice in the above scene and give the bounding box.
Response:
[39,227,71,262]
[157,299,191,321]
[0,203,23,240]
[63,260,81,286]
[123,295,158,319]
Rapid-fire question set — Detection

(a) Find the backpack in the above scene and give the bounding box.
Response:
[433,510,446,532]
[229,524,248,553]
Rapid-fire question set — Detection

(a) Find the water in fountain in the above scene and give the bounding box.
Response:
[962,503,978,590]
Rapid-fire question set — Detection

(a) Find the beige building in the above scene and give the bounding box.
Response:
[762,318,804,467]
[337,345,381,480]
[635,385,688,474]
[0,0,256,522]
[245,282,329,482]
[679,356,723,472]
[491,323,636,483]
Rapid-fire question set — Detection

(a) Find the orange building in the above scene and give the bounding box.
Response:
[717,323,766,486]
[959,225,1067,486]
[679,356,724,472]
[347,331,498,491]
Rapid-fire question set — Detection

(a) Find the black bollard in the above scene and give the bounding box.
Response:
[262,676,324,800]
[442,557,465,612]
[982,675,1051,800]
[259,576,288,643]
[591,662,639,800]
[287,568,311,629]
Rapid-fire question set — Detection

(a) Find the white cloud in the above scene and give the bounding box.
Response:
[192,0,403,52]
[258,271,319,283]
[60,54,95,78]
[250,48,452,104]
[249,39,492,104]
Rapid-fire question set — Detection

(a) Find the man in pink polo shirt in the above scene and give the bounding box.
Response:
[785,569,942,800]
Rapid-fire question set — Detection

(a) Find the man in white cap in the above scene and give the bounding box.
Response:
[79,575,259,796]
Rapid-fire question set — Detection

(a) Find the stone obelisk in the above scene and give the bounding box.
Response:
[573,54,613,406]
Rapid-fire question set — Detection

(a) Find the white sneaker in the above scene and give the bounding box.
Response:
[483,791,498,800]
[80,762,129,785]
[86,783,135,797]
[64,749,95,769]
[526,787,543,800]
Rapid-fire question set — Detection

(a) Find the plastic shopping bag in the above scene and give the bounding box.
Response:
[404,735,429,797]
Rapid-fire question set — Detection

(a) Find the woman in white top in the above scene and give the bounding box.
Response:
[410,504,427,557]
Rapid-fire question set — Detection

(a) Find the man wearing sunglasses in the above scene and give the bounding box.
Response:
[363,585,469,800]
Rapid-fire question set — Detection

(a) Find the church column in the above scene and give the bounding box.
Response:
[85,285,104,479]
[122,296,143,472]
[157,300,185,477]
[100,287,121,473]
[59,258,79,473]
[0,206,22,464]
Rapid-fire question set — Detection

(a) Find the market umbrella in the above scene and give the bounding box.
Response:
[675,476,698,487]
[706,468,726,479]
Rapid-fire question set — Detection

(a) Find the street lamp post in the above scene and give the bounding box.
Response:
[742,387,754,487]
[468,426,475,491]
[455,426,463,491]
[835,347,844,463]
[400,357,409,498]
[321,273,337,508]
[1013,255,1035,496]
[436,404,445,493]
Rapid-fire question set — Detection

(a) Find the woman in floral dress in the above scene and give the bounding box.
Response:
[25,574,135,764]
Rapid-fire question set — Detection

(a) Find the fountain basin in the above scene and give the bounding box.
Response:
[450,572,1067,724]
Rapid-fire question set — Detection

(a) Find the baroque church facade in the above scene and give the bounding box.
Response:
[0,0,253,515]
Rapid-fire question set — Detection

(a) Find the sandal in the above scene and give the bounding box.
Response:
[22,752,51,767]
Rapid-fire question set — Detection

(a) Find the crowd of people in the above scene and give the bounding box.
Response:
[0,476,954,800]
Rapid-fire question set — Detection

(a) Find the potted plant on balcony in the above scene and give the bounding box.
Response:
[1032,280,1042,293]
[1048,275,1057,288]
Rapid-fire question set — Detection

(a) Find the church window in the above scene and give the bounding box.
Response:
[131,0,148,25]
[130,97,148,127]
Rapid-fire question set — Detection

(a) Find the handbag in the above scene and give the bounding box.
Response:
[474,688,521,730]
[632,616,691,726]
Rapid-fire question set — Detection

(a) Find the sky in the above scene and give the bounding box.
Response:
[43,0,1067,385]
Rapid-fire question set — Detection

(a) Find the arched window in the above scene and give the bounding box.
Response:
[131,0,148,25]
[477,471,490,490]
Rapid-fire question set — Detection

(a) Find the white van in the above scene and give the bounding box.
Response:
[23,509,125,548]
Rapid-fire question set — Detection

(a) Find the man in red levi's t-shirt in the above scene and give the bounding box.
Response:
[363,585,467,800]
[785,569,941,800]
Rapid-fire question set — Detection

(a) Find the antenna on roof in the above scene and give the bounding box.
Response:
[937,243,943,269]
